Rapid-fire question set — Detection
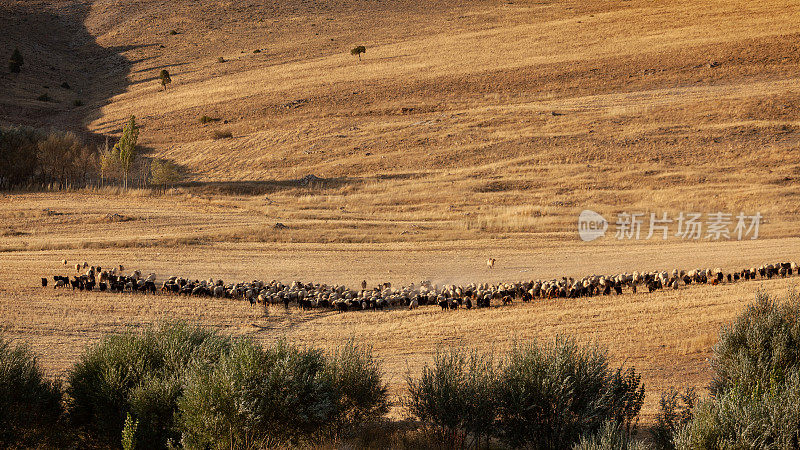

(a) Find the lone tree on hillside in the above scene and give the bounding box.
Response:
[9,48,23,73]
[159,69,172,90]
[113,115,139,189]
[149,159,182,190]
[350,46,366,61]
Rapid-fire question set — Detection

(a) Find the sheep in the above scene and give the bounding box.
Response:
[43,257,800,315]
[487,258,495,269]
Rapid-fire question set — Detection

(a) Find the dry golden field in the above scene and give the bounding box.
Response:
[2,0,800,428]
[3,191,800,421]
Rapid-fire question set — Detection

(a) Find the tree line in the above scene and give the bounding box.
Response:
[0,116,181,190]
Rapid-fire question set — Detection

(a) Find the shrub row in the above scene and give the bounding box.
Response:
[405,336,646,449]
[3,325,645,449]
[65,323,388,448]
[9,291,796,450]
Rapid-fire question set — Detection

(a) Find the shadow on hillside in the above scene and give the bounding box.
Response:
[0,2,137,141]
[178,171,431,196]
[179,177,362,196]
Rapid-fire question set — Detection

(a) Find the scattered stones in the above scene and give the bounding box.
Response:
[298,174,322,186]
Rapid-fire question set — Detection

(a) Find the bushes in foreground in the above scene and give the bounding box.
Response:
[672,292,800,449]
[66,323,387,448]
[67,322,233,448]
[180,339,387,448]
[0,335,62,446]
[406,337,645,449]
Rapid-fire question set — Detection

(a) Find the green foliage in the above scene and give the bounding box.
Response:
[675,372,800,449]
[213,129,233,139]
[61,82,71,89]
[169,30,178,35]
[121,413,138,450]
[652,388,697,450]
[217,56,225,63]
[9,47,23,73]
[149,159,182,189]
[198,115,220,124]
[159,70,171,90]
[350,45,366,60]
[573,421,650,450]
[674,292,800,449]
[73,99,83,107]
[37,92,52,102]
[710,290,800,396]
[66,322,232,448]
[405,348,497,448]
[494,337,644,449]
[0,335,62,447]
[405,338,644,450]
[113,115,139,189]
[178,339,337,448]
[326,340,389,431]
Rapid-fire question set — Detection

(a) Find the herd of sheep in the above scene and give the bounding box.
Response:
[42,260,800,311]
[42,259,799,312]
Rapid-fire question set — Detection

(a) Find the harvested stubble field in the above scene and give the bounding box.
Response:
[2,0,800,429]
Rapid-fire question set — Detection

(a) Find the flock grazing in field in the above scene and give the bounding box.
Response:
[41,259,800,312]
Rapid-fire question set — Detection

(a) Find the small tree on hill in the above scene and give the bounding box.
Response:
[98,137,118,187]
[350,46,366,61]
[149,159,182,191]
[9,48,23,73]
[159,70,171,91]
[113,116,139,189]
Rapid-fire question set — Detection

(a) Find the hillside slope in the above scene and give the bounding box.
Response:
[4,0,800,238]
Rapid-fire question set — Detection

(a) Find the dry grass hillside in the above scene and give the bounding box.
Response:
[3,0,800,235]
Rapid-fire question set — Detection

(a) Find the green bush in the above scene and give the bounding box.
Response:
[405,338,644,450]
[674,292,800,449]
[37,92,52,102]
[675,371,800,449]
[652,388,697,450]
[710,291,800,396]
[198,115,220,124]
[494,337,645,449]
[0,335,62,446]
[573,421,649,450]
[326,340,389,431]
[405,348,497,448]
[213,129,233,139]
[66,322,232,448]
[121,413,138,450]
[179,339,338,448]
